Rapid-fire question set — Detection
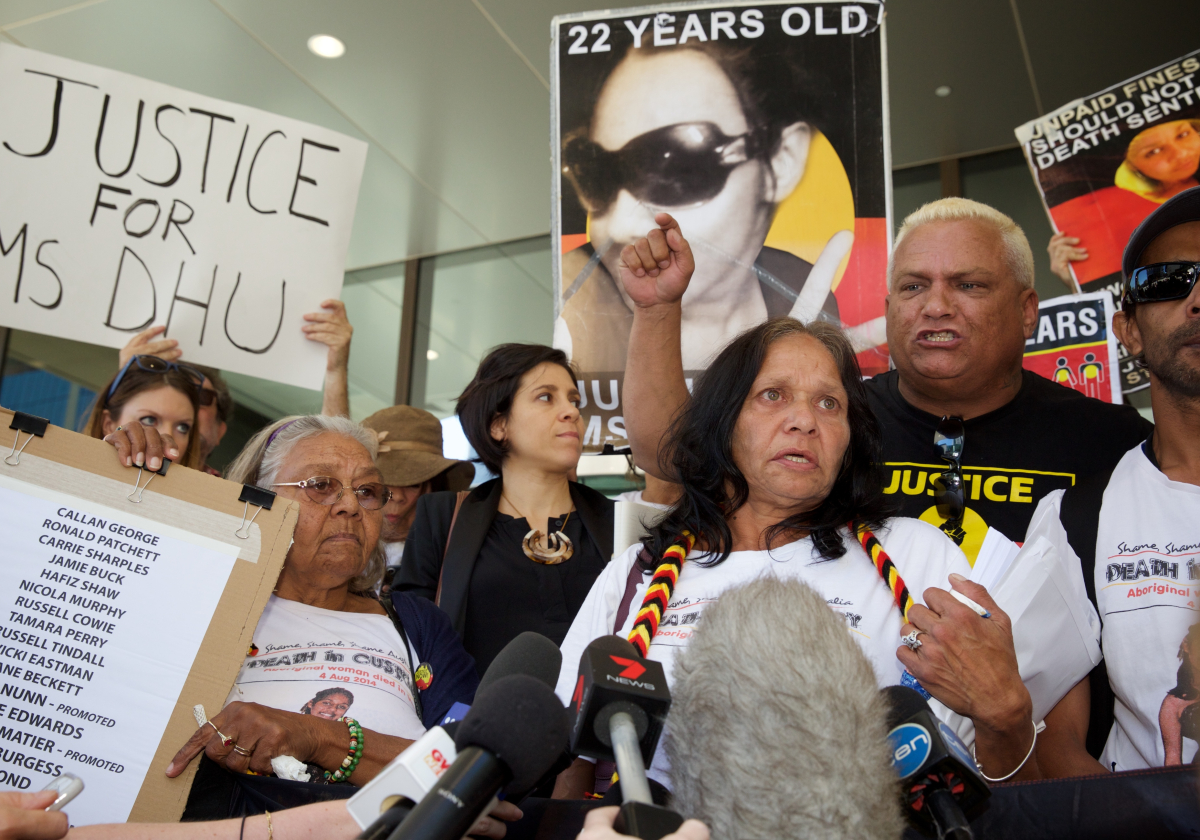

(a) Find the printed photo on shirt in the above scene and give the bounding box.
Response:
[300,687,356,721]
[1160,621,1200,766]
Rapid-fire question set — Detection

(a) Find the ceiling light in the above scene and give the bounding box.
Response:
[307,34,345,58]
[935,85,952,98]
[426,349,439,361]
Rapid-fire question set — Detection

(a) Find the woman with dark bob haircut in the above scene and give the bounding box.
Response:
[552,217,1047,797]
[397,344,614,676]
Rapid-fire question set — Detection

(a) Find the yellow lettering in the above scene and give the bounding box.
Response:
[882,469,900,494]
[969,474,982,501]
[1010,477,1034,503]
[901,470,927,496]
[984,475,1009,502]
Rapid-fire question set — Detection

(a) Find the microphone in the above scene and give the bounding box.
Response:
[569,635,680,840]
[667,576,907,840]
[348,632,563,835]
[388,674,568,840]
[883,686,990,840]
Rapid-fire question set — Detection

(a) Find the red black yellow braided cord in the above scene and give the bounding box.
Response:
[853,522,914,622]
[627,531,695,657]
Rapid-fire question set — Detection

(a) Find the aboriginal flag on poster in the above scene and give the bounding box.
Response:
[1015,48,1200,396]
[551,1,890,452]
[1023,292,1121,405]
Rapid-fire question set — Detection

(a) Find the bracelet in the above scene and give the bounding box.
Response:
[324,716,363,783]
[265,810,274,840]
[971,719,1046,782]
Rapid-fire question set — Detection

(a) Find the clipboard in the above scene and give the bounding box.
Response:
[0,408,297,823]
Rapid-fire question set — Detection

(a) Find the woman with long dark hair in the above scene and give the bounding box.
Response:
[396,344,614,676]
[552,224,1043,796]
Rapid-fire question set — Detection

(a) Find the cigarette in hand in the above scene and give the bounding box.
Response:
[950,589,991,618]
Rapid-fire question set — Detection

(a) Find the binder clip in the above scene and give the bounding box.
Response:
[235,485,276,539]
[127,458,170,503]
[5,412,49,467]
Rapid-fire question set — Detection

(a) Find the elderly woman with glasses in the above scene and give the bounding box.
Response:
[103,416,503,823]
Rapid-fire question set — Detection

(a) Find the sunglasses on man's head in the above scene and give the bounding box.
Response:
[107,355,205,402]
[1124,261,1200,306]
[562,122,759,213]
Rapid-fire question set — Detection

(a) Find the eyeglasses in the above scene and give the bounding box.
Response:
[271,476,392,510]
[107,355,204,401]
[1124,261,1200,306]
[562,122,758,213]
[932,415,965,527]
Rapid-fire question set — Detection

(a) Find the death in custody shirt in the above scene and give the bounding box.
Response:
[1028,444,1200,770]
[225,596,425,740]
[866,369,1151,565]
[554,518,971,788]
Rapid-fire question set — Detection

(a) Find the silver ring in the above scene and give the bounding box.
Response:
[901,630,923,651]
[232,745,252,756]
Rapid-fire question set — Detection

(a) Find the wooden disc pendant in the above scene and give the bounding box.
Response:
[521,528,574,565]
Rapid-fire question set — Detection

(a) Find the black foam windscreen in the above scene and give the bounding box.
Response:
[882,685,931,730]
[476,631,563,697]
[584,634,641,659]
[455,673,569,793]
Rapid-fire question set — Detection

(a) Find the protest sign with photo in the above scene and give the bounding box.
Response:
[551,1,890,451]
[1014,48,1200,395]
[0,44,367,390]
[1023,292,1120,404]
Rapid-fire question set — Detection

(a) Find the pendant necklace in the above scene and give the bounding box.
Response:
[501,491,575,565]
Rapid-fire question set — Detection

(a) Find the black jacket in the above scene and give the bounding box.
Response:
[395,478,615,636]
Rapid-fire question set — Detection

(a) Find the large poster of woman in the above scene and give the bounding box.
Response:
[1015,49,1200,395]
[551,1,890,451]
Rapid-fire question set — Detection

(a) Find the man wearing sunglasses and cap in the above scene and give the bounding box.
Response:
[361,406,474,589]
[1025,186,1200,775]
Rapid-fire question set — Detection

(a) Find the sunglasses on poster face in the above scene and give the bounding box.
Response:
[562,122,759,213]
[1124,261,1200,306]
[932,415,965,526]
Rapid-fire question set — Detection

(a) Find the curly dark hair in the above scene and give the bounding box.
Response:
[643,318,892,566]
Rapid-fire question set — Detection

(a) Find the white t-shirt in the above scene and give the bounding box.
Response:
[554,518,971,787]
[613,490,671,511]
[383,540,405,570]
[225,596,425,739]
[1027,444,1200,770]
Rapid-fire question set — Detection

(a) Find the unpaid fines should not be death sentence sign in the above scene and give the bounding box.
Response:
[0,44,368,390]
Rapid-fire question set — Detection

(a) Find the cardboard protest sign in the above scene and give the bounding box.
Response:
[1023,292,1120,404]
[0,44,367,390]
[551,1,890,451]
[0,408,295,824]
[1014,48,1200,395]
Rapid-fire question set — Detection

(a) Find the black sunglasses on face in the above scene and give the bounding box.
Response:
[107,355,205,402]
[933,415,965,526]
[562,122,758,213]
[1124,261,1200,306]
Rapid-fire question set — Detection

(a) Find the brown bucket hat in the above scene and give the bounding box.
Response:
[361,406,474,491]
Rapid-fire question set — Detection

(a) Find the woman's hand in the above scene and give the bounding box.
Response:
[1048,232,1087,287]
[165,701,327,778]
[0,791,68,840]
[468,800,524,839]
[303,299,353,372]
[578,806,709,840]
[118,326,182,367]
[103,423,179,471]
[898,574,1038,778]
[618,213,696,309]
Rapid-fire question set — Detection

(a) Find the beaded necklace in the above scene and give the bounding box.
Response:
[624,524,913,656]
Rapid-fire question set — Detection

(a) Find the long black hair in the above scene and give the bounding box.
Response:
[643,318,891,566]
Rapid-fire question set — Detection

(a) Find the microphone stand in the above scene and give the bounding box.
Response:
[607,711,682,840]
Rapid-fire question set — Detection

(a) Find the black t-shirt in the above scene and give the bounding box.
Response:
[865,369,1153,562]
[462,511,606,677]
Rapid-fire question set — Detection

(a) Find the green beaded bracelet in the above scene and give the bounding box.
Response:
[324,716,364,783]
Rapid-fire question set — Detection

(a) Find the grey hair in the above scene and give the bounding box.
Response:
[667,576,904,840]
[888,197,1035,291]
[225,415,385,594]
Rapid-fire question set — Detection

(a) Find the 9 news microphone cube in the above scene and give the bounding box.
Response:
[568,638,670,766]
